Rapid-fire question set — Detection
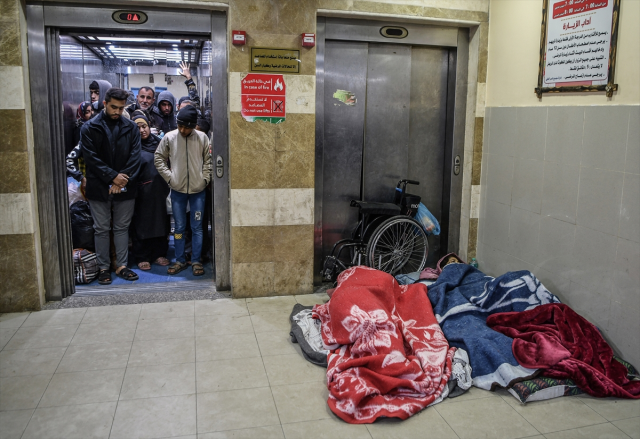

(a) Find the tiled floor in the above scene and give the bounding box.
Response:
[0,294,638,439]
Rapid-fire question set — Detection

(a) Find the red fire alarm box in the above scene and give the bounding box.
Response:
[301,33,315,47]
[232,30,246,45]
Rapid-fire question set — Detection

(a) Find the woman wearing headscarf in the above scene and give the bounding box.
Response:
[130,111,171,270]
[73,101,94,147]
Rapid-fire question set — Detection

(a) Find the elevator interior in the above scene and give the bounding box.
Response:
[26,4,230,300]
[314,18,468,283]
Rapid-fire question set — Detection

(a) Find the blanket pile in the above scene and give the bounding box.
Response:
[313,266,455,424]
[488,303,640,399]
[427,264,560,389]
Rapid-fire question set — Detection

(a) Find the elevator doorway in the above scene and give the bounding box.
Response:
[27,4,230,300]
[314,18,468,283]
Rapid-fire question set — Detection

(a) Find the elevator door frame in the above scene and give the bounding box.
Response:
[314,17,469,284]
[26,3,231,300]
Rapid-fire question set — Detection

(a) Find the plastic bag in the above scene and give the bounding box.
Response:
[68,178,84,206]
[70,201,95,251]
[414,202,440,236]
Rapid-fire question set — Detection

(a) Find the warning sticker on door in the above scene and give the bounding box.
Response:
[333,89,356,106]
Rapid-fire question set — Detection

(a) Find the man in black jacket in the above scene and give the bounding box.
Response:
[81,87,141,284]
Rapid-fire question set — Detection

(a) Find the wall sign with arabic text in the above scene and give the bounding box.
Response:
[536,0,621,98]
[251,48,300,73]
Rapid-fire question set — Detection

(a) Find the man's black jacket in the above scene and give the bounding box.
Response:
[80,111,141,202]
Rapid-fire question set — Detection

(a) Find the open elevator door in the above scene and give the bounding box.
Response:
[26,4,230,300]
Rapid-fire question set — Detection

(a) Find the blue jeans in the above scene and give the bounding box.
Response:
[171,190,206,264]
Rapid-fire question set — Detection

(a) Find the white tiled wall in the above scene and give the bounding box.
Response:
[477,105,640,367]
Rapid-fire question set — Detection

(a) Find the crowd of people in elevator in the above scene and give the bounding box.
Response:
[66,61,212,285]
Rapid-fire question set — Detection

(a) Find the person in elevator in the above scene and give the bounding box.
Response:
[73,101,94,150]
[178,60,201,113]
[125,86,163,132]
[81,87,141,285]
[154,105,212,277]
[130,111,170,270]
[157,90,177,134]
[89,79,112,112]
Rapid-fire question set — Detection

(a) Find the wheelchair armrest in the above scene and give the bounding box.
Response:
[350,200,362,208]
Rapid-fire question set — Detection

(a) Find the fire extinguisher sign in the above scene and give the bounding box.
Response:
[240,73,286,123]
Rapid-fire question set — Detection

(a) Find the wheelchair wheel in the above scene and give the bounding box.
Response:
[366,216,429,275]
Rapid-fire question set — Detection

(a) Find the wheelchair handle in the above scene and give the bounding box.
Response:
[398,179,420,186]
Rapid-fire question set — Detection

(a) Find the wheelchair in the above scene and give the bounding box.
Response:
[321,179,429,282]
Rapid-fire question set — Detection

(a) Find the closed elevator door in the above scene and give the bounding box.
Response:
[321,40,450,267]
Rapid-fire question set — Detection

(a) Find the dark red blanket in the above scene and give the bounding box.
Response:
[313,266,455,423]
[487,303,640,399]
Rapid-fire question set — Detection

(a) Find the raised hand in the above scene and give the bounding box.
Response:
[179,61,191,80]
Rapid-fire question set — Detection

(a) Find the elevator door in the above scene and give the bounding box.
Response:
[321,40,450,267]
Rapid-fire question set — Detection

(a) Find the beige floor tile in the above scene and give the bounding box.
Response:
[70,320,137,345]
[578,396,640,421]
[255,331,299,357]
[21,402,116,439]
[135,317,195,341]
[81,304,141,324]
[0,374,52,410]
[196,333,261,362]
[0,312,30,329]
[0,328,18,350]
[366,406,458,439]
[5,325,78,350]
[249,311,291,333]
[435,395,539,439]
[262,353,326,386]
[612,416,640,439]
[0,408,33,439]
[440,385,502,405]
[139,301,195,320]
[57,342,131,373]
[544,422,630,439]
[128,337,195,367]
[198,425,284,439]
[504,395,607,434]
[0,347,66,377]
[294,293,330,307]
[196,357,269,393]
[120,363,196,400]
[38,368,124,407]
[283,418,371,439]
[195,299,248,317]
[196,314,254,337]
[246,296,298,314]
[110,394,197,439]
[197,388,280,433]
[271,381,331,424]
[21,309,87,327]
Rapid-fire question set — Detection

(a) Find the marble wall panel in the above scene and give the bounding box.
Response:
[232,261,276,298]
[231,189,275,227]
[0,110,27,152]
[230,146,275,189]
[274,259,314,295]
[229,0,279,33]
[231,226,274,263]
[333,1,489,22]
[229,112,276,152]
[274,188,314,226]
[0,66,25,109]
[275,150,314,188]
[275,113,315,152]
[0,151,30,193]
[0,233,40,312]
[475,83,486,117]
[0,0,21,67]
[467,218,478,259]
[471,117,483,185]
[272,225,314,262]
[0,193,33,235]
[477,22,489,83]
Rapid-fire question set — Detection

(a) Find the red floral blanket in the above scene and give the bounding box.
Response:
[487,303,640,399]
[313,266,455,424]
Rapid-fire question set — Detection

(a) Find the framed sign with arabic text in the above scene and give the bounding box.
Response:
[536,0,621,98]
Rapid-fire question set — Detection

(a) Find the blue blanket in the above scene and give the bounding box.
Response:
[427,264,560,390]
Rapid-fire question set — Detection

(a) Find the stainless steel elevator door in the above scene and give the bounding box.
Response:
[321,41,450,265]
